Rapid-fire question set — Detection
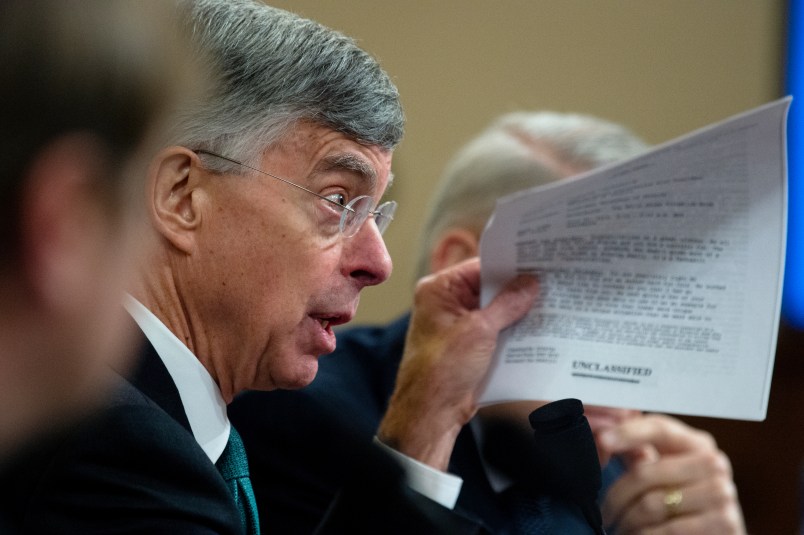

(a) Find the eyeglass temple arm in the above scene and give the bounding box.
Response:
[192,149,356,214]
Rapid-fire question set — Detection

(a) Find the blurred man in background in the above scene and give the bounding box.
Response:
[0,0,194,462]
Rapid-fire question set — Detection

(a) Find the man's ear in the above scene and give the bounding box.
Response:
[147,146,203,255]
[429,228,480,272]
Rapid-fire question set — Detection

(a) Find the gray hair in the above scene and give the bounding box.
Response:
[415,111,649,279]
[175,0,404,167]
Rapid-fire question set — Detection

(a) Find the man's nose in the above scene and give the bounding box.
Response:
[342,217,393,287]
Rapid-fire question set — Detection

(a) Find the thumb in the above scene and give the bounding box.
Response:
[482,274,539,332]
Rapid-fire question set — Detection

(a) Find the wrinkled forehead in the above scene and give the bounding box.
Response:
[262,122,395,195]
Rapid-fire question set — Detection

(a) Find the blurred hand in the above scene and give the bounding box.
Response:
[598,414,745,535]
[584,405,641,466]
[377,257,539,471]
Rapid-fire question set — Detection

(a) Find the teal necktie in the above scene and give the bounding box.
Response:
[215,426,260,535]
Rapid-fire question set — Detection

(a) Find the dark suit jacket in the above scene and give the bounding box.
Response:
[229,314,620,534]
[0,339,243,534]
[0,326,482,535]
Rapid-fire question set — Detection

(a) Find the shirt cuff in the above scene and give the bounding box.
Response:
[373,436,463,509]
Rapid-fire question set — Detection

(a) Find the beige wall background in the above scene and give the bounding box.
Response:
[271,0,785,326]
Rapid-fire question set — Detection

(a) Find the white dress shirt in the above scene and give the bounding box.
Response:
[124,295,230,464]
[375,438,463,508]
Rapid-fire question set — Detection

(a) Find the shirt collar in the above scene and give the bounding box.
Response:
[124,295,230,463]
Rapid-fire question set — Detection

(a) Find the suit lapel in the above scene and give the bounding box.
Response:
[126,335,193,433]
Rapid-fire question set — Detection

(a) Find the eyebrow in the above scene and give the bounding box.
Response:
[320,153,378,191]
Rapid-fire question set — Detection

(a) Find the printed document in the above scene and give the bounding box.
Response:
[478,98,790,420]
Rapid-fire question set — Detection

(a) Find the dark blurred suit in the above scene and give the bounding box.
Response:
[0,341,243,534]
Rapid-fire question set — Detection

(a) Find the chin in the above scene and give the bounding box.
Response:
[275,357,319,390]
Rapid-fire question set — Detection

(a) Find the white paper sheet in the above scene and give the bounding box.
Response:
[478,98,791,421]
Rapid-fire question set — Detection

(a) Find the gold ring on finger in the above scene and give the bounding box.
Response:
[663,488,683,518]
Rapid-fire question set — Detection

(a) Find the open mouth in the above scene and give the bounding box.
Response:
[311,311,352,332]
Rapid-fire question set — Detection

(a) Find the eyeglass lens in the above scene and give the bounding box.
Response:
[341,196,397,237]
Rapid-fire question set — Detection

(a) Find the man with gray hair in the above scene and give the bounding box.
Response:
[230,111,746,534]
[3,1,539,533]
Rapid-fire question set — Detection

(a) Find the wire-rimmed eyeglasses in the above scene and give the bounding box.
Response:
[193,149,397,238]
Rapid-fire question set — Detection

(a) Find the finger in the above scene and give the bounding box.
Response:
[413,257,482,311]
[598,441,657,473]
[611,473,740,533]
[584,406,641,434]
[602,449,732,526]
[480,273,539,332]
[598,413,717,456]
[632,509,745,535]
[619,443,660,467]
[619,504,746,535]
